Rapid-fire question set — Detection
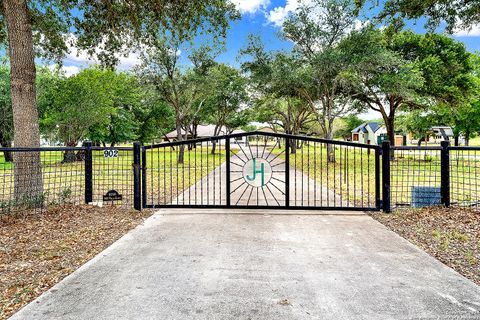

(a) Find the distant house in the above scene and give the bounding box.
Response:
[164,124,247,144]
[351,122,388,146]
[408,126,461,145]
[165,124,225,140]
[256,126,276,134]
[430,126,455,142]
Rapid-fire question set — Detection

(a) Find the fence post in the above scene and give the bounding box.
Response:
[141,147,147,208]
[84,141,93,204]
[225,138,231,207]
[133,142,142,211]
[441,140,450,207]
[375,147,381,210]
[381,141,391,213]
[285,138,290,208]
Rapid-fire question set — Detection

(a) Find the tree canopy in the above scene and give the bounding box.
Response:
[365,0,480,34]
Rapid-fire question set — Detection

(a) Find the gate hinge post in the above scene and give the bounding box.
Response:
[84,141,93,204]
[381,141,391,213]
[440,140,450,207]
[133,142,142,211]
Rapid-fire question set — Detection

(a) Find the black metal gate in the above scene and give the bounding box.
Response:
[142,132,381,211]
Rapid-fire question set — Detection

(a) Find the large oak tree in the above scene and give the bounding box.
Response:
[0,0,238,199]
[340,28,474,145]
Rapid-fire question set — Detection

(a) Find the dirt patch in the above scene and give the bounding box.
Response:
[0,205,152,319]
[372,207,480,285]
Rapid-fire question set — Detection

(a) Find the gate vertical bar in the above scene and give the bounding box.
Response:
[440,140,450,207]
[381,141,391,213]
[225,137,231,207]
[285,138,290,208]
[141,146,147,208]
[133,142,141,211]
[375,147,381,210]
[84,141,93,204]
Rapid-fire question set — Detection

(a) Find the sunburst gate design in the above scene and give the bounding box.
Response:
[229,135,287,206]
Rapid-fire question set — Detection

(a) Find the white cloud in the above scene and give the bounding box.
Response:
[63,35,141,70]
[61,65,81,77]
[234,0,271,14]
[454,24,480,36]
[266,0,299,26]
[47,64,81,77]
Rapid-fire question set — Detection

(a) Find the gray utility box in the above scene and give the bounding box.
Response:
[411,186,441,208]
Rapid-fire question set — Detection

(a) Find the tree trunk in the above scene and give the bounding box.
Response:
[385,118,395,147]
[62,141,78,163]
[211,124,220,155]
[4,0,44,202]
[384,116,396,159]
[454,135,459,146]
[326,130,335,163]
[175,119,184,164]
[465,129,470,146]
[417,137,425,146]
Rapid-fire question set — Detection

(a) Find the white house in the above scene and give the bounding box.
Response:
[430,126,455,142]
[164,124,247,145]
[351,122,388,146]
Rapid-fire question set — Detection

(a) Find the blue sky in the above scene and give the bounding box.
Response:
[59,0,480,75]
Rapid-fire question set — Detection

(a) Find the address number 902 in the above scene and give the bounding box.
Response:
[104,149,119,158]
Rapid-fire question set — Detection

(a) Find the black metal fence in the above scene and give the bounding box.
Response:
[2,133,480,215]
[0,143,136,215]
[386,140,480,211]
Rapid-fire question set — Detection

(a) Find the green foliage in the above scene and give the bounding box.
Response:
[137,42,218,137]
[41,67,118,146]
[1,65,63,151]
[339,27,474,144]
[397,111,435,143]
[242,124,257,132]
[87,71,142,146]
[370,0,480,34]
[0,65,12,148]
[283,0,357,55]
[241,39,314,135]
[202,64,248,133]
[389,31,474,107]
[340,28,425,110]
[282,0,360,140]
[134,87,175,143]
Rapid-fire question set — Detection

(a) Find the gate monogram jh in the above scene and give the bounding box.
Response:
[246,158,265,186]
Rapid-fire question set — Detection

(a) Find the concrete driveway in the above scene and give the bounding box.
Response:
[11,209,480,320]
